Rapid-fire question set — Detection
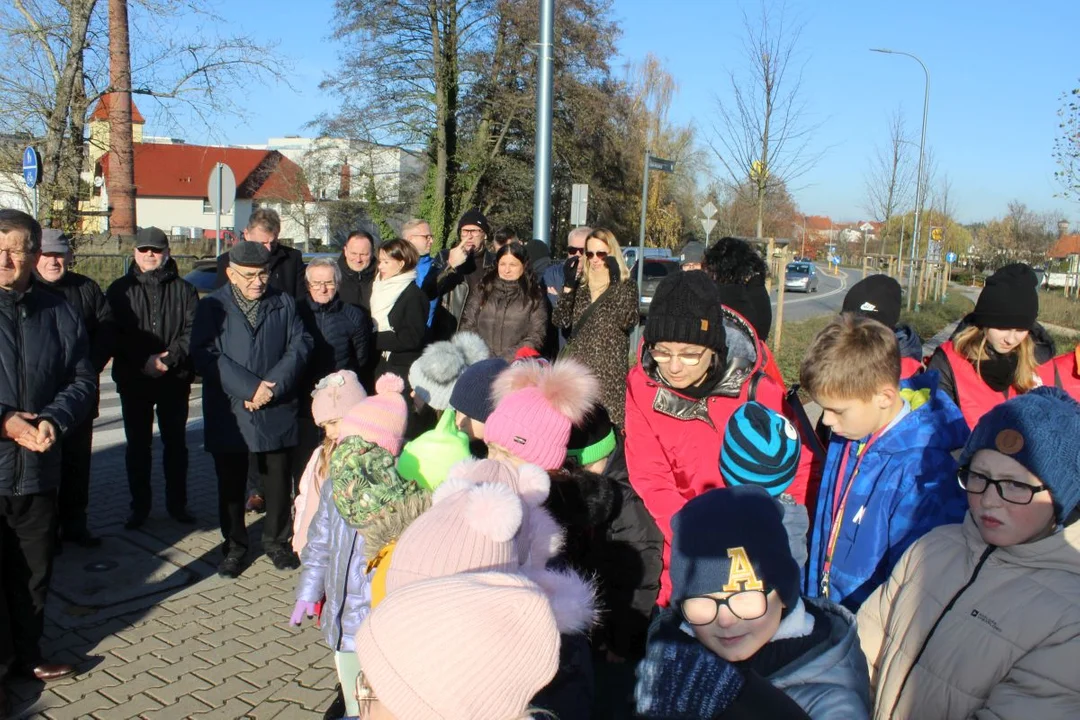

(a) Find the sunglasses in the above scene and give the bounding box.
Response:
[585,250,608,259]
[567,247,584,256]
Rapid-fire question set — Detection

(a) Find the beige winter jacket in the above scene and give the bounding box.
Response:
[857,514,1080,719]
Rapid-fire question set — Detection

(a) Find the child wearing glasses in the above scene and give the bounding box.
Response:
[636,485,870,719]
[800,313,970,611]
[625,270,813,607]
[858,387,1080,719]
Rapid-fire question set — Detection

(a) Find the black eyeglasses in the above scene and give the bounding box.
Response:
[958,467,1050,505]
[567,247,584,256]
[585,250,608,259]
[681,589,771,625]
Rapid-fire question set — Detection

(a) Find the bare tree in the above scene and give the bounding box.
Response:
[709,0,822,239]
[862,108,914,254]
[1053,81,1079,202]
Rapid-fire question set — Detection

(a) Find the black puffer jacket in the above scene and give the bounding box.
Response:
[336,254,376,311]
[0,283,97,496]
[458,279,549,360]
[35,270,112,373]
[546,443,665,660]
[214,242,305,299]
[191,285,313,454]
[298,295,371,384]
[105,258,198,390]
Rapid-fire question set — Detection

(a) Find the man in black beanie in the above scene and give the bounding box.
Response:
[430,209,492,339]
[842,274,924,378]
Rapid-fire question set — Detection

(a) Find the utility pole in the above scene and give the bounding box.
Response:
[531,0,554,246]
[107,0,136,238]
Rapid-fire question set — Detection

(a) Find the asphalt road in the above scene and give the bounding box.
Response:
[771,265,865,323]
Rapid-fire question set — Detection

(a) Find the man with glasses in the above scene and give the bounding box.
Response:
[544,226,590,307]
[34,230,113,548]
[105,227,199,530]
[0,210,96,702]
[430,209,491,339]
[402,218,438,328]
[192,241,312,578]
[336,230,376,311]
[213,208,305,299]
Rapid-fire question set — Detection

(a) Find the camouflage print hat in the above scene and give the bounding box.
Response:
[330,436,421,529]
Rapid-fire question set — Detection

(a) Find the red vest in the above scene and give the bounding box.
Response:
[900,355,924,380]
[1039,347,1080,402]
[940,341,1014,429]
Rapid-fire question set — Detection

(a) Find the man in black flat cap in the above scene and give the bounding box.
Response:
[191,241,312,578]
[105,226,199,530]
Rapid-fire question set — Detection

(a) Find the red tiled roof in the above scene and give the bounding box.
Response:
[99,143,312,202]
[804,215,833,231]
[1049,234,1080,259]
[90,95,145,123]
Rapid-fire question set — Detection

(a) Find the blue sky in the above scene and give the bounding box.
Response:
[147,0,1080,224]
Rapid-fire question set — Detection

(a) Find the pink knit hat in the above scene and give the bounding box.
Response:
[355,573,561,720]
[338,374,409,456]
[385,459,566,596]
[310,370,367,427]
[484,358,599,469]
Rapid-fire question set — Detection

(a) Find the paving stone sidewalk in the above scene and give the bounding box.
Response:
[6,380,336,719]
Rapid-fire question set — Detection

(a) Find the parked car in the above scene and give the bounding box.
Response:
[634,258,682,315]
[784,262,818,293]
[183,259,219,296]
[623,247,672,269]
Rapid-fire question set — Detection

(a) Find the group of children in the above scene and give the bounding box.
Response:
[285,254,1080,719]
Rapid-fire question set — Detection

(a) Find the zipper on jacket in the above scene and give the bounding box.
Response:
[335,534,358,652]
[888,544,996,719]
[14,302,27,495]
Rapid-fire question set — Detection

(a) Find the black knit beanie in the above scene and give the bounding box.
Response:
[645,270,727,356]
[972,263,1039,330]
[717,283,772,342]
[843,274,902,329]
[457,209,491,238]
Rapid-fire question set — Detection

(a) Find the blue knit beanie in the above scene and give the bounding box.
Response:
[959,386,1080,521]
[669,486,801,613]
[720,402,800,497]
[449,357,509,422]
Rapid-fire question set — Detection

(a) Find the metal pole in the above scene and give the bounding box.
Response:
[872,49,929,311]
[32,186,38,219]
[214,164,223,257]
[531,0,555,246]
[897,214,905,284]
[636,150,650,294]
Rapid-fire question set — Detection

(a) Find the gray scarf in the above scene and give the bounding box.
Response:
[231,283,260,327]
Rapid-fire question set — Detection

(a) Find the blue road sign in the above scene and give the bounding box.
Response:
[22,147,40,189]
[946,251,957,263]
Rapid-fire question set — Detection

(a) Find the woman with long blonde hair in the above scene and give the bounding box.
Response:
[927,263,1056,428]
[552,228,638,426]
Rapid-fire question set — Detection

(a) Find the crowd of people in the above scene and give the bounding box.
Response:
[1,203,1079,719]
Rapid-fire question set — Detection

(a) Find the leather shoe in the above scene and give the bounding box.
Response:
[124,510,149,530]
[267,547,300,571]
[22,663,76,682]
[218,551,245,579]
[167,508,196,525]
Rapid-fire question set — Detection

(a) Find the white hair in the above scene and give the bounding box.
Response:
[305,256,341,286]
[567,226,592,245]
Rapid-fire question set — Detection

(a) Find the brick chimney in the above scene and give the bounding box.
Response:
[1060,220,1070,239]
[339,162,351,200]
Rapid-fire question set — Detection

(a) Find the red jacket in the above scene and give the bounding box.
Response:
[939,341,1015,429]
[625,310,813,606]
[900,355,924,380]
[1039,346,1080,401]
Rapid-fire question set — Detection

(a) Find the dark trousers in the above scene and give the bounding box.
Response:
[293,415,320,491]
[0,492,58,679]
[58,419,94,534]
[213,450,292,554]
[119,381,191,513]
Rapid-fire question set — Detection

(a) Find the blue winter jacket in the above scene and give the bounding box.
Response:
[805,370,969,611]
[191,285,312,454]
[295,479,371,652]
[414,255,437,327]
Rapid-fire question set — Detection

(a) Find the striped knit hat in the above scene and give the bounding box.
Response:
[720,402,801,497]
[339,373,409,457]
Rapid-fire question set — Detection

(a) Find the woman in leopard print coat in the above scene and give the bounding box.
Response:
[552,228,638,427]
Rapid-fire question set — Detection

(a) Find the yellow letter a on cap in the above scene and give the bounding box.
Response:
[722,546,764,592]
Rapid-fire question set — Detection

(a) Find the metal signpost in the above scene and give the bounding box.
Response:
[206,163,237,257]
[22,146,41,217]
[701,201,718,247]
[632,151,674,350]
[570,183,589,226]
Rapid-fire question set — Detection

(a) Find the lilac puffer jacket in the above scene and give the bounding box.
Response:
[295,480,372,652]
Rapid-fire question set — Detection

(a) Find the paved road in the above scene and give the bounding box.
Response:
[770,265,865,324]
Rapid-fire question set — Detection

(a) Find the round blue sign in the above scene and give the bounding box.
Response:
[946,251,957,263]
[22,146,40,189]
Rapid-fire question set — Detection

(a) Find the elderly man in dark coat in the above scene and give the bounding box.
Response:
[0,210,96,706]
[192,241,312,579]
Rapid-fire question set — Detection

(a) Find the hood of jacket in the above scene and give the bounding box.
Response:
[361,493,433,562]
[548,467,618,529]
[129,256,179,285]
[770,597,871,716]
[894,323,924,361]
[871,369,969,457]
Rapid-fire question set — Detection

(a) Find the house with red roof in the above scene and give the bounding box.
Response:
[1049,220,1080,273]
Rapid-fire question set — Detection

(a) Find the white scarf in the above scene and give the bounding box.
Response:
[370,269,418,332]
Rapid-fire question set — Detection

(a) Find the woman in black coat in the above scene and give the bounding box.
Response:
[459,242,549,360]
[369,238,428,391]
